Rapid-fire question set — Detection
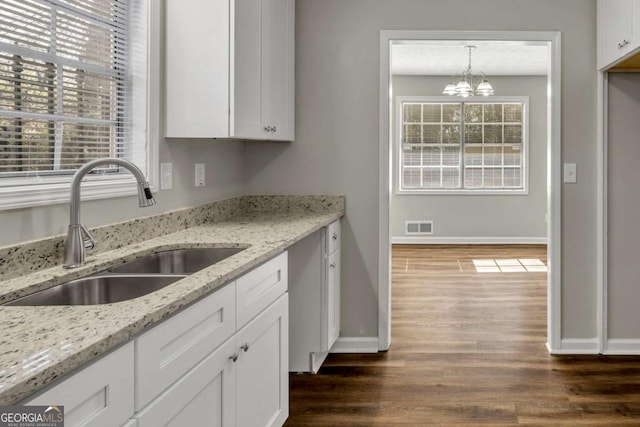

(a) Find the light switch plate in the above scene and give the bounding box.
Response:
[195,163,205,187]
[564,163,577,183]
[160,163,173,190]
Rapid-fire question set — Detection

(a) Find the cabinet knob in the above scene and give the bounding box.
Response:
[241,343,250,352]
[272,126,276,132]
[229,353,239,362]
[330,262,336,269]
[618,39,630,49]
[332,232,338,241]
[264,126,272,132]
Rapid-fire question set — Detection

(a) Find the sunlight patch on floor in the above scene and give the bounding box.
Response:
[472,258,547,273]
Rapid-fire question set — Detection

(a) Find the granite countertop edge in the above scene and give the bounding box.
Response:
[0,209,343,405]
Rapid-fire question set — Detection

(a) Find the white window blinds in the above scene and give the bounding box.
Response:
[0,0,145,179]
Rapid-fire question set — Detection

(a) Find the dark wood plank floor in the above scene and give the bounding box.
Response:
[285,244,640,426]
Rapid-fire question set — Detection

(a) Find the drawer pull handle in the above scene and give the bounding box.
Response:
[330,262,336,269]
[229,353,239,362]
[241,343,250,352]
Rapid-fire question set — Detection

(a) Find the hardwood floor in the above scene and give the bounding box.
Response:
[285,244,640,426]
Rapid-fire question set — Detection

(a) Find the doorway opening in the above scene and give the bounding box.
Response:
[378,31,562,353]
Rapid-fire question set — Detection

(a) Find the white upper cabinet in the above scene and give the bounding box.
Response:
[165,0,294,141]
[598,0,640,69]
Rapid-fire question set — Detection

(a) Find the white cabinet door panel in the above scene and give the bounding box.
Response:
[236,294,289,427]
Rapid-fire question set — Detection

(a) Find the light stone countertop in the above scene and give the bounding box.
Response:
[0,209,342,405]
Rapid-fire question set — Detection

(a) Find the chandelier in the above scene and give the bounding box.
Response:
[442,45,494,97]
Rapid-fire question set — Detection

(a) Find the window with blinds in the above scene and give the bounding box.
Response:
[0,0,146,182]
[398,97,527,193]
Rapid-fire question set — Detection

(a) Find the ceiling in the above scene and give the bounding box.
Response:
[391,41,549,76]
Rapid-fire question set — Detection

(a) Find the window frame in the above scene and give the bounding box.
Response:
[396,95,530,196]
[0,0,159,211]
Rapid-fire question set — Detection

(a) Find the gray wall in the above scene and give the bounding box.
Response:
[245,0,597,340]
[606,73,640,339]
[0,140,246,247]
[390,75,548,240]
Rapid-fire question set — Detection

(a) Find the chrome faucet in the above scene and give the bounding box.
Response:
[64,158,156,268]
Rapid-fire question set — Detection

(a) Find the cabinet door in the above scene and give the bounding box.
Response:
[600,0,636,68]
[325,250,341,350]
[26,342,134,427]
[236,294,289,427]
[232,0,264,138]
[262,0,295,141]
[135,338,237,427]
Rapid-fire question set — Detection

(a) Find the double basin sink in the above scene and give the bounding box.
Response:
[6,247,245,306]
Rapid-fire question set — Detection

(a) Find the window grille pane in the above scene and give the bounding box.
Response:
[464,167,482,188]
[504,167,522,187]
[504,103,522,122]
[60,122,116,170]
[403,145,421,166]
[483,124,502,144]
[464,146,482,166]
[0,55,55,114]
[0,0,51,52]
[504,124,522,144]
[422,124,440,143]
[422,168,441,188]
[422,104,440,122]
[483,168,503,188]
[442,103,461,122]
[465,104,482,123]
[403,104,421,123]
[0,118,54,172]
[504,145,521,166]
[442,168,459,188]
[465,124,482,144]
[442,146,460,166]
[483,146,503,166]
[403,168,421,188]
[483,104,503,122]
[442,124,460,144]
[62,67,117,120]
[422,146,441,166]
[403,124,421,143]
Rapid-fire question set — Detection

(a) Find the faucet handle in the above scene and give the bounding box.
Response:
[80,224,97,250]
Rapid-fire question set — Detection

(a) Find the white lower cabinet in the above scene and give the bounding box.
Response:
[135,293,288,427]
[22,252,289,427]
[289,220,341,373]
[25,342,135,427]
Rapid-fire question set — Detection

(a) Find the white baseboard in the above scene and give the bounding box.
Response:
[331,337,379,353]
[391,236,548,245]
[604,339,640,355]
[547,338,599,355]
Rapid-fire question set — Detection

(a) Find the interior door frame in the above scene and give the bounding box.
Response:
[378,30,562,352]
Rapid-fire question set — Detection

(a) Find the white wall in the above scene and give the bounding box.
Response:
[391,75,547,241]
[245,0,597,340]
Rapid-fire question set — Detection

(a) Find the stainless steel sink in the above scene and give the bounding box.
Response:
[5,275,184,306]
[4,247,245,306]
[107,247,245,275]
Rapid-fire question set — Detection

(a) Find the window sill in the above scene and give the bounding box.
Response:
[395,188,529,196]
[0,176,156,211]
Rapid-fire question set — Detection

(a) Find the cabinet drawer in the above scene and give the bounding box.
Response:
[326,220,340,255]
[135,283,236,410]
[26,342,134,427]
[236,252,288,328]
